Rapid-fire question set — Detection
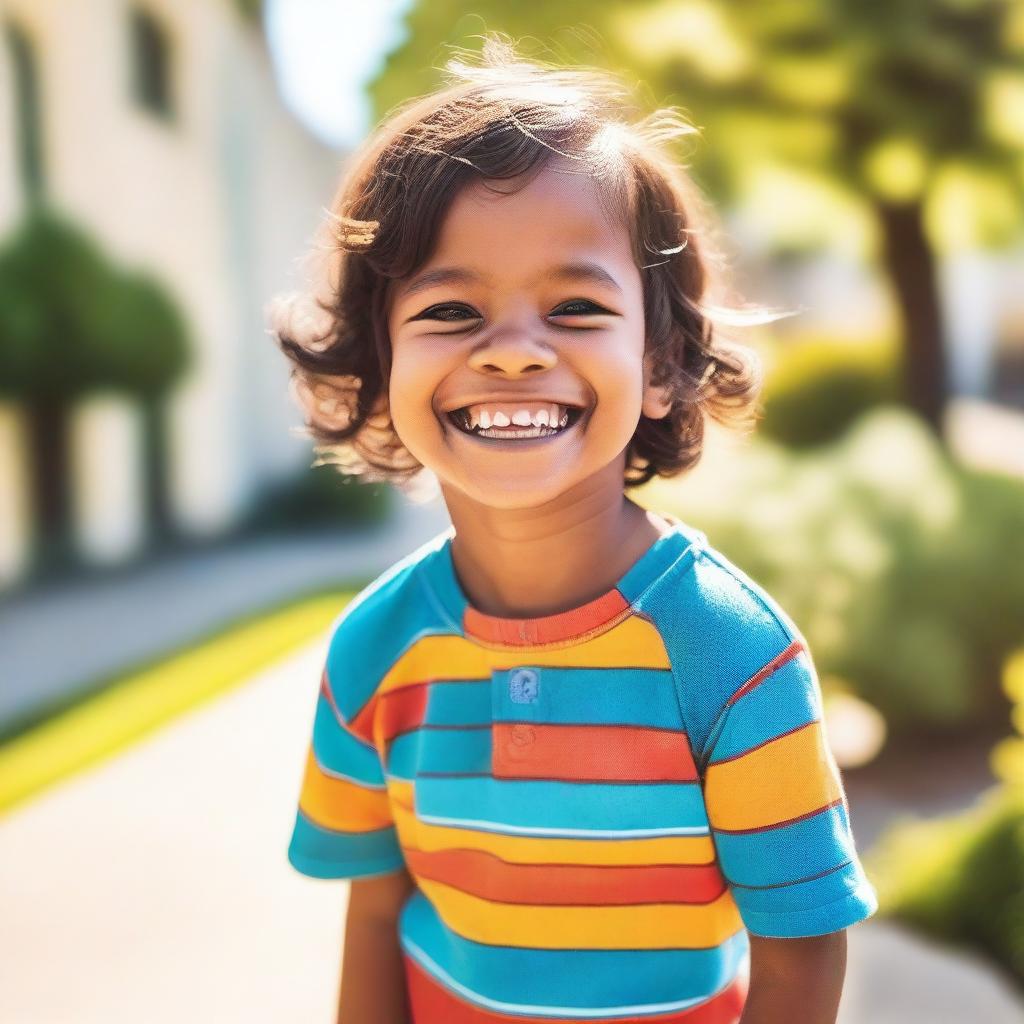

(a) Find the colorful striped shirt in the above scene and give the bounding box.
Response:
[288,513,878,1022]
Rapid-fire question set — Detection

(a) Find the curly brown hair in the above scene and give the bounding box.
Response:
[268,35,781,501]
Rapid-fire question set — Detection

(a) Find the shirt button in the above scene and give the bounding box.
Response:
[509,668,539,703]
[510,724,535,746]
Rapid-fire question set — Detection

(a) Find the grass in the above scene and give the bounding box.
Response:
[0,585,359,814]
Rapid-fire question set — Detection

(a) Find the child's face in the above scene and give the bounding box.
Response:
[385,158,671,511]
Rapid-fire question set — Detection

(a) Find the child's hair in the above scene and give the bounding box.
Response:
[268,34,781,502]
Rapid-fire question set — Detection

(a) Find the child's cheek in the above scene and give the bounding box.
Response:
[387,354,446,463]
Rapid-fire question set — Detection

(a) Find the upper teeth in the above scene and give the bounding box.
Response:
[460,403,570,430]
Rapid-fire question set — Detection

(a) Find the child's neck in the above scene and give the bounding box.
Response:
[442,488,672,620]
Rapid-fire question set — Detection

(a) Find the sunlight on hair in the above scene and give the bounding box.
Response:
[268,30,782,492]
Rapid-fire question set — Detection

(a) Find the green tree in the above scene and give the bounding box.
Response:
[368,0,1024,432]
[0,209,189,564]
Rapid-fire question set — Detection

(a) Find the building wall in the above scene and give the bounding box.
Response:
[0,0,344,585]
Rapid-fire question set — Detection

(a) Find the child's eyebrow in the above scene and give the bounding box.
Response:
[397,261,624,303]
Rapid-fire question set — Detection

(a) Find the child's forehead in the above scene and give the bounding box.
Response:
[453,161,621,222]
[431,163,632,258]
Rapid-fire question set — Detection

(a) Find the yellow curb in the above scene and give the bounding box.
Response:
[0,589,354,814]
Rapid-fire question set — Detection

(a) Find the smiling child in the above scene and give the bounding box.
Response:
[270,36,878,1024]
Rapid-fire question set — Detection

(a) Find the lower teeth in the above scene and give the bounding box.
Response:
[475,425,563,439]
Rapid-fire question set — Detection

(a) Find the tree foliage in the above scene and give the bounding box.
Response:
[367,1,1024,426]
[369,0,1024,243]
[0,208,190,400]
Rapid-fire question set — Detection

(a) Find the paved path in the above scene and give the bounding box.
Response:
[1,638,1021,1022]
[0,492,451,732]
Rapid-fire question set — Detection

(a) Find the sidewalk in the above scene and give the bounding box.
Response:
[1,637,1021,1022]
[0,492,451,733]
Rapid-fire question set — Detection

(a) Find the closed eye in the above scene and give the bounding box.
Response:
[410,299,614,324]
[412,303,478,323]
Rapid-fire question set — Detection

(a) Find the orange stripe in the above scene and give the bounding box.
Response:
[725,639,804,707]
[297,747,393,832]
[403,954,748,1023]
[464,589,631,646]
[493,723,698,782]
[375,684,430,742]
[401,845,726,906]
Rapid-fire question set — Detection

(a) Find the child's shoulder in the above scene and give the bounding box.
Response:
[645,524,803,652]
[641,522,811,755]
[319,527,453,716]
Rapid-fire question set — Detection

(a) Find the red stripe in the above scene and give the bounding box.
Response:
[464,589,631,646]
[401,846,727,906]
[345,689,378,747]
[404,954,748,1023]
[725,640,804,708]
[373,685,430,743]
[493,722,698,782]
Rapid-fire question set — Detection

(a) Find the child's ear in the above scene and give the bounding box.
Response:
[641,354,673,420]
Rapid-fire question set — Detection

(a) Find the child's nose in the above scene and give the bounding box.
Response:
[466,329,558,376]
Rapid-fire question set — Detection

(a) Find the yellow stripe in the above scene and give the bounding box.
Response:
[298,747,394,832]
[376,617,671,698]
[388,783,716,866]
[416,876,743,949]
[703,721,843,832]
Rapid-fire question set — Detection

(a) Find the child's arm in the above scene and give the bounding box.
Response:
[336,868,417,1024]
[739,931,847,1024]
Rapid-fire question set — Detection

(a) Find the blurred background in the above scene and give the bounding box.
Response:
[1,1,1023,1021]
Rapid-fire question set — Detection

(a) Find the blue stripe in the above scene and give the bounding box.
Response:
[714,801,858,887]
[312,694,386,786]
[288,811,403,879]
[491,668,682,728]
[426,680,492,726]
[737,868,879,938]
[400,890,748,1010]
[731,855,866,917]
[321,529,457,722]
[708,654,820,762]
[415,776,709,833]
[388,728,491,777]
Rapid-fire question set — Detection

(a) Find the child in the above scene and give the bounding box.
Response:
[270,36,878,1024]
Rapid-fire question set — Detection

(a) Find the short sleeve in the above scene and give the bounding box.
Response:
[287,644,405,881]
[701,638,879,938]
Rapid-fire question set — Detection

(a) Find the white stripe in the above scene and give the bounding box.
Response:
[402,937,744,1018]
[416,812,709,839]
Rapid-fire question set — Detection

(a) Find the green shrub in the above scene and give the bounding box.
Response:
[864,651,1024,988]
[992,650,1024,786]
[643,407,1024,738]
[247,468,392,531]
[864,786,1024,988]
[0,208,189,400]
[759,337,900,448]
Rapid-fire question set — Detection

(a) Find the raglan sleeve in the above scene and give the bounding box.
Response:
[700,631,879,938]
[287,616,406,880]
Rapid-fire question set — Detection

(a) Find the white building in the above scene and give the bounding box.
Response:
[0,0,343,588]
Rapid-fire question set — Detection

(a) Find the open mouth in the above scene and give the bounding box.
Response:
[446,403,585,441]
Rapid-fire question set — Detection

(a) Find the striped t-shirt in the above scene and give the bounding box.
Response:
[288,513,878,1022]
